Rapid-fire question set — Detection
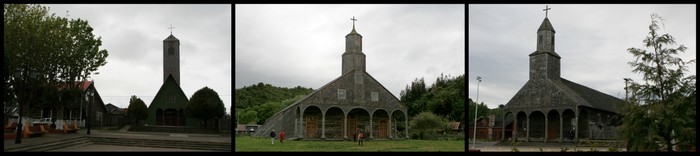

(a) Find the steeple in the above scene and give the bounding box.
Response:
[342,16,366,75]
[529,7,560,81]
[163,33,181,85]
[536,17,556,53]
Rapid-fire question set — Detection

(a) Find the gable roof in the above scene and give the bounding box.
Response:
[149,73,189,108]
[558,78,624,113]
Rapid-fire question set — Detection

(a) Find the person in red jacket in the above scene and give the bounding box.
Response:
[358,131,364,146]
[280,130,285,143]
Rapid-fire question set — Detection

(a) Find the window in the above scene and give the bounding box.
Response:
[168,47,174,55]
[337,89,346,100]
[538,35,542,44]
[371,91,378,101]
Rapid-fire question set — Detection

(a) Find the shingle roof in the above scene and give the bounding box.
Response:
[558,78,624,113]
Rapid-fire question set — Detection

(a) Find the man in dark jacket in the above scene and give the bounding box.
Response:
[270,129,276,145]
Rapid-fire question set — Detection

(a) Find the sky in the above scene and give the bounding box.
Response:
[235,5,465,100]
[469,4,696,109]
[42,4,233,114]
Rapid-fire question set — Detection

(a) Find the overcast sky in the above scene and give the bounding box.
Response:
[42,4,232,114]
[469,4,696,109]
[235,5,465,100]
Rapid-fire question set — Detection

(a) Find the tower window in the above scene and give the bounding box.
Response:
[168,47,174,55]
[337,89,346,100]
[538,35,542,44]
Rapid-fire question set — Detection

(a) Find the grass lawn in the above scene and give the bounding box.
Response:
[235,136,465,152]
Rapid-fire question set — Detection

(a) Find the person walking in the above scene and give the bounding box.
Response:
[358,131,364,146]
[353,130,357,142]
[270,129,276,145]
[280,130,285,143]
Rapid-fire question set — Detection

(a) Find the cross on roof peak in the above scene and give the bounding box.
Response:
[543,5,551,18]
[350,16,357,29]
[168,24,176,35]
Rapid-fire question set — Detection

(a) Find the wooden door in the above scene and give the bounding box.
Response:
[379,120,387,138]
[306,117,317,138]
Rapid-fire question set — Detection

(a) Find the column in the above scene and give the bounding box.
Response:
[404,112,408,139]
[526,115,530,142]
[545,116,548,143]
[299,109,304,138]
[321,112,326,139]
[501,115,505,141]
[513,117,518,141]
[575,115,579,143]
[559,116,563,143]
[343,112,348,140]
[388,114,392,140]
[294,115,298,138]
[369,116,373,139]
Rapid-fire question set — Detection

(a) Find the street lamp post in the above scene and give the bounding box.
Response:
[14,68,37,144]
[472,76,482,148]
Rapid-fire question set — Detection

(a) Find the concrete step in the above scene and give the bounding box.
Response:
[127,126,219,134]
[87,136,230,151]
[5,136,89,152]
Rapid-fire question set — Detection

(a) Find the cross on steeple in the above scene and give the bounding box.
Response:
[168,24,176,35]
[543,5,551,18]
[350,16,357,29]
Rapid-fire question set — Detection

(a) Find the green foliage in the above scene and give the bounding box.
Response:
[4,4,108,117]
[622,13,696,152]
[234,83,312,109]
[239,110,258,124]
[467,98,490,127]
[400,74,465,123]
[410,112,448,139]
[127,95,148,125]
[186,87,225,128]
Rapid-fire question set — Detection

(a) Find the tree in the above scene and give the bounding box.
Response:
[186,87,225,128]
[127,95,148,125]
[622,13,696,152]
[409,112,448,140]
[4,4,108,121]
[467,98,489,128]
[239,110,258,124]
[400,77,427,117]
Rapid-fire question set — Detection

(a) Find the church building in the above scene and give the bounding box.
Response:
[254,17,409,140]
[502,8,624,143]
[146,32,197,126]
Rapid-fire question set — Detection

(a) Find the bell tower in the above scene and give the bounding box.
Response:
[163,25,181,85]
[342,16,366,75]
[529,6,561,81]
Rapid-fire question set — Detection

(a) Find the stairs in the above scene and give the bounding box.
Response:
[87,136,231,151]
[128,126,219,134]
[4,136,91,152]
